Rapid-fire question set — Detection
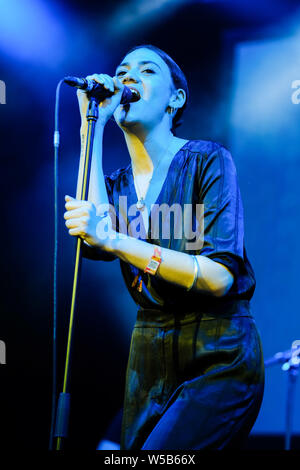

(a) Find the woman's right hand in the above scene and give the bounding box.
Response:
[77,73,124,128]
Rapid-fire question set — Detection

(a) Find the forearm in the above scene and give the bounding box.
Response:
[81,240,117,261]
[109,234,234,297]
[77,123,109,212]
[78,123,117,259]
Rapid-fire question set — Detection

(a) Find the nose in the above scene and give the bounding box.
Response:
[121,68,140,84]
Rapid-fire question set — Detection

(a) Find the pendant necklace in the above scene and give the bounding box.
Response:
[133,143,172,211]
[134,173,152,210]
[131,141,173,294]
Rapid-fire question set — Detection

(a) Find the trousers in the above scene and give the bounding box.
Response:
[120,302,264,450]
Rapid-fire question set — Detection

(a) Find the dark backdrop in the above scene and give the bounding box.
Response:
[1,0,300,450]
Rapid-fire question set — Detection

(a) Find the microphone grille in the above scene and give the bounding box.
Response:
[130,89,140,102]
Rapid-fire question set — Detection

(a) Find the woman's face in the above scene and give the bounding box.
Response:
[113,47,174,132]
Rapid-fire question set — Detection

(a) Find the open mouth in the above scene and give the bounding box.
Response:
[128,86,141,101]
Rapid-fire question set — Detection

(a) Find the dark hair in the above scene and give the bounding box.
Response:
[123,44,189,133]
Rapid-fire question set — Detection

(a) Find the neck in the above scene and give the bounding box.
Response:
[123,123,174,176]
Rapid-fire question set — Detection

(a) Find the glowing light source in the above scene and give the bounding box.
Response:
[0,0,67,65]
[105,0,184,36]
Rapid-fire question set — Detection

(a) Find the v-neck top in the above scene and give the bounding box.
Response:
[90,139,256,315]
[131,140,189,219]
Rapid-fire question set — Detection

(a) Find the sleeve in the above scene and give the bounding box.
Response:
[81,174,117,261]
[198,145,245,280]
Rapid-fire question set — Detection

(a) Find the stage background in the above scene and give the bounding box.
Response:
[0,0,299,450]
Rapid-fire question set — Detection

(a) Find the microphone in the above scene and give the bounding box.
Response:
[64,76,140,104]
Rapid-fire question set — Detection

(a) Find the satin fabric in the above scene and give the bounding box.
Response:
[84,140,264,449]
[121,304,264,450]
[104,140,256,310]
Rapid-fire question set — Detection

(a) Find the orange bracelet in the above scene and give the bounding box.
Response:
[131,247,162,294]
[144,247,162,275]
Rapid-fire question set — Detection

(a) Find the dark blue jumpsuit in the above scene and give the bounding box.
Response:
[86,140,264,450]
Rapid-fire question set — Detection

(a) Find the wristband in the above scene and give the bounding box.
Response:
[144,247,162,276]
[186,255,199,291]
[131,247,162,294]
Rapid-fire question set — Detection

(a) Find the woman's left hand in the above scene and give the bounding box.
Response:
[64,195,116,252]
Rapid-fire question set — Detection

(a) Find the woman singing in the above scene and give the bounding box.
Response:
[64,45,264,450]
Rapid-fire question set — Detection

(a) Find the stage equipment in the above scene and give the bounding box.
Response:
[264,339,300,450]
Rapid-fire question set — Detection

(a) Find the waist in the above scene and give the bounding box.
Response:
[136,299,253,328]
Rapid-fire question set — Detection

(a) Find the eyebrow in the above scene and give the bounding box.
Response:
[117,60,162,70]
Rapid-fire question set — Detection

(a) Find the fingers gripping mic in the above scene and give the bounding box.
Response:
[64,76,140,104]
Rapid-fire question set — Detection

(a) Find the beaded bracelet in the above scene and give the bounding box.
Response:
[186,255,199,292]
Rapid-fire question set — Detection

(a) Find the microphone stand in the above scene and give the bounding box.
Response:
[54,96,100,451]
[264,340,300,450]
